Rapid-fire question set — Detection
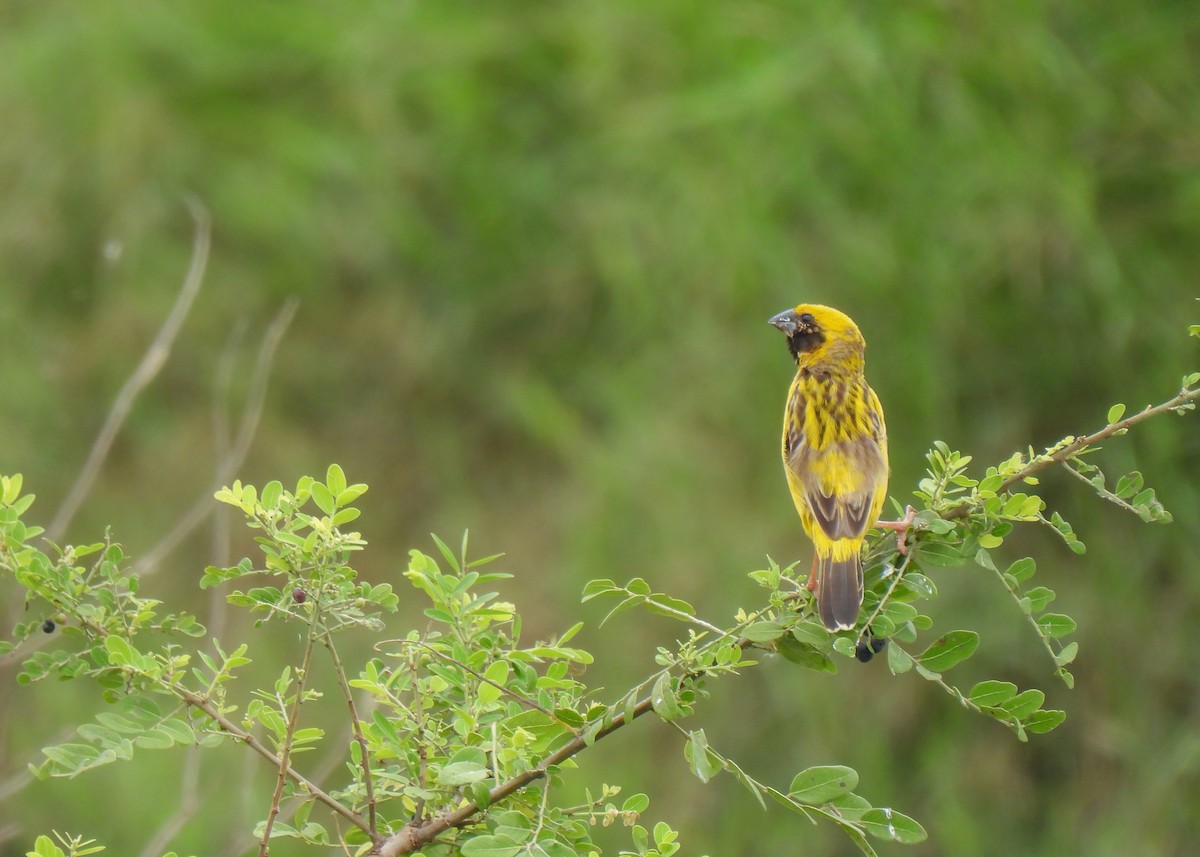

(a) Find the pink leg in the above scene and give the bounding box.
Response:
[876,505,916,555]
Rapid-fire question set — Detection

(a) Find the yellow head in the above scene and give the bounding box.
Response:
[768,304,866,370]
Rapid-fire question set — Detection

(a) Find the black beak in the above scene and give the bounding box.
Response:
[768,309,799,335]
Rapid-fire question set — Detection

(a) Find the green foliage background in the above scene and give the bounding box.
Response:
[1,2,1198,855]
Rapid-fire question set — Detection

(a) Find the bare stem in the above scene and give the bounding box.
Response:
[48,200,211,543]
[133,299,299,575]
[946,385,1200,519]
[374,607,776,856]
[171,685,373,838]
[323,632,378,835]
[260,609,321,856]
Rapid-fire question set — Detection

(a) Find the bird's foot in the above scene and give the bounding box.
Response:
[876,505,917,555]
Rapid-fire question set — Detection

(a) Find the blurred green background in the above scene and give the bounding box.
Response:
[2,1,1199,855]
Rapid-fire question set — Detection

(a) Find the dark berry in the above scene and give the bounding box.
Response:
[42,619,56,634]
[854,641,874,663]
[870,636,888,654]
[293,587,307,604]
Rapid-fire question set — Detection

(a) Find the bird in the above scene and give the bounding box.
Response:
[769,304,890,631]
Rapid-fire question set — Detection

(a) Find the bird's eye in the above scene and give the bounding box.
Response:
[799,312,816,326]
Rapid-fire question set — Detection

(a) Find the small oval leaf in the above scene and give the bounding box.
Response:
[788,765,859,804]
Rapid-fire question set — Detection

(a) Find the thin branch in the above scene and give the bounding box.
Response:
[400,640,574,729]
[204,322,245,647]
[1059,459,1142,516]
[323,632,378,836]
[47,200,211,543]
[374,616,774,856]
[856,550,914,645]
[946,385,1200,519]
[133,299,299,576]
[171,684,374,840]
[260,611,322,855]
[375,693,660,857]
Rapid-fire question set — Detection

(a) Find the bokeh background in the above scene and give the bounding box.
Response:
[2,2,1199,855]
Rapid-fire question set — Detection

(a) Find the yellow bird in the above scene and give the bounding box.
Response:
[769,304,890,631]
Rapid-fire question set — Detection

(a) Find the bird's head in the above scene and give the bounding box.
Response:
[768,304,866,368]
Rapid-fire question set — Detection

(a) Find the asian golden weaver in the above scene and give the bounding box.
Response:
[769,304,889,631]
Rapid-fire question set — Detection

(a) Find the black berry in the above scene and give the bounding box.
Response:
[42,619,56,634]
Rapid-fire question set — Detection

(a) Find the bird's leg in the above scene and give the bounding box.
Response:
[875,505,917,555]
[806,554,819,592]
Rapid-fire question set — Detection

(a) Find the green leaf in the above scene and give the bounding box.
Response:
[580,578,618,601]
[1037,613,1077,639]
[886,644,912,675]
[790,620,831,648]
[104,636,135,667]
[832,636,858,658]
[777,635,837,673]
[1025,709,1067,734]
[1006,557,1036,583]
[650,673,681,721]
[915,541,964,566]
[135,727,178,750]
[788,765,859,804]
[310,482,335,515]
[260,480,283,510]
[29,835,66,857]
[325,464,347,497]
[429,533,461,573]
[859,808,927,843]
[436,761,490,786]
[1107,403,1126,424]
[468,779,493,810]
[918,631,979,672]
[969,680,1018,707]
[684,729,723,783]
[622,793,650,814]
[999,689,1045,720]
[974,548,998,571]
[898,573,937,598]
[1024,586,1055,613]
[1054,641,1079,666]
[460,834,523,857]
[742,620,786,642]
[645,594,696,619]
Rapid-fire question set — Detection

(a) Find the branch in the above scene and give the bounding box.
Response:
[173,685,377,842]
[260,610,322,855]
[133,298,299,575]
[945,384,1200,520]
[375,694,659,857]
[402,640,576,730]
[375,624,770,856]
[323,632,378,836]
[47,200,211,543]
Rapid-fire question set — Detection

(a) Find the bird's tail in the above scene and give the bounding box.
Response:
[817,553,863,632]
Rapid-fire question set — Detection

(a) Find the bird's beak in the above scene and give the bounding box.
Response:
[768,309,799,335]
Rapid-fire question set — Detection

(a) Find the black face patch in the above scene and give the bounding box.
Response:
[787,317,824,359]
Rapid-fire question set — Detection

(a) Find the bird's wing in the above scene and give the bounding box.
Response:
[789,434,887,541]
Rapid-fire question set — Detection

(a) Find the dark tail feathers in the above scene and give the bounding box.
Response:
[817,554,863,631]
